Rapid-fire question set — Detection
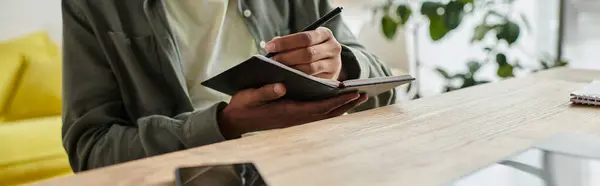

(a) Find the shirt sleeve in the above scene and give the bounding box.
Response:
[61,0,227,172]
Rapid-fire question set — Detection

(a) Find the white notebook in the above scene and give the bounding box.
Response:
[570,80,600,106]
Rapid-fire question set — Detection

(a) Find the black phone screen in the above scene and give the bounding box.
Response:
[175,163,268,186]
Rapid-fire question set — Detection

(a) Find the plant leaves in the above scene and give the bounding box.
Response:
[396,5,412,24]
[497,64,514,78]
[458,0,474,4]
[428,15,450,41]
[452,73,468,79]
[496,53,514,77]
[476,80,491,84]
[421,2,444,16]
[496,21,520,45]
[472,25,492,42]
[461,76,477,88]
[543,59,569,68]
[467,61,482,73]
[420,2,450,40]
[540,60,550,69]
[556,60,569,67]
[496,53,508,66]
[435,68,451,78]
[381,15,398,40]
[443,1,465,30]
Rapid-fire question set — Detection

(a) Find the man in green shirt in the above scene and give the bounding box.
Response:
[61,0,396,172]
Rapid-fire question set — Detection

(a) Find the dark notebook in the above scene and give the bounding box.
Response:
[201,55,415,101]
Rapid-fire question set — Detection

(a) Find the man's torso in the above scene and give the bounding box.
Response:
[163,0,259,110]
[67,0,312,118]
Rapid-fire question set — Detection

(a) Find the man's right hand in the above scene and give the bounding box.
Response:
[218,83,368,139]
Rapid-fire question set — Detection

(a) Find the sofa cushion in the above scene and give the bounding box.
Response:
[0,32,62,121]
[4,56,62,121]
[0,116,73,185]
[0,53,25,118]
[0,31,60,61]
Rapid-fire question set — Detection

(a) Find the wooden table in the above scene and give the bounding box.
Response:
[34,68,600,186]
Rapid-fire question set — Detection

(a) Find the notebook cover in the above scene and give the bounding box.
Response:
[201,55,414,101]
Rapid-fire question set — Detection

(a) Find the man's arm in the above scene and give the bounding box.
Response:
[317,0,397,112]
[61,1,227,172]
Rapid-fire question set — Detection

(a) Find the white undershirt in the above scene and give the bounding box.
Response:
[163,0,257,110]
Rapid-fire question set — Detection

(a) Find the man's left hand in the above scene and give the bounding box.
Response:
[264,27,346,81]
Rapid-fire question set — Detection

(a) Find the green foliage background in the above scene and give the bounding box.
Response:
[375,0,567,97]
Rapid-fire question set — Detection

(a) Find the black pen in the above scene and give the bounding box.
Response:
[265,6,344,58]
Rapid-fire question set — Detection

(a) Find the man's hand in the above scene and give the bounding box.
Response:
[265,27,347,80]
[218,83,368,139]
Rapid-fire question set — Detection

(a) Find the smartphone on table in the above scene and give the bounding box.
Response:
[175,162,268,186]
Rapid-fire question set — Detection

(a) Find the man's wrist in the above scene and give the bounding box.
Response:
[182,102,228,148]
[217,107,241,140]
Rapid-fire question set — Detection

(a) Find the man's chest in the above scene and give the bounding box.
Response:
[85,0,314,94]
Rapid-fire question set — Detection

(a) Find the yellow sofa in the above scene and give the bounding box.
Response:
[0,32,73,185]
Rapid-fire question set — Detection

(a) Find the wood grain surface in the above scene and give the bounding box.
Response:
[33,68,600,186]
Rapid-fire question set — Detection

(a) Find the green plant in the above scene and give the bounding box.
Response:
[375,0,568,97]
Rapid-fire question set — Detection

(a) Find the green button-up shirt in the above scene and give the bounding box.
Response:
[61,0,396,172]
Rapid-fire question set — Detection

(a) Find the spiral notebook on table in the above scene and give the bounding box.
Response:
[570,80,600,106]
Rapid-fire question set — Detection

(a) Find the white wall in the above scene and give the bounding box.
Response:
[562,0,600,70]
[0,0,62,44]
